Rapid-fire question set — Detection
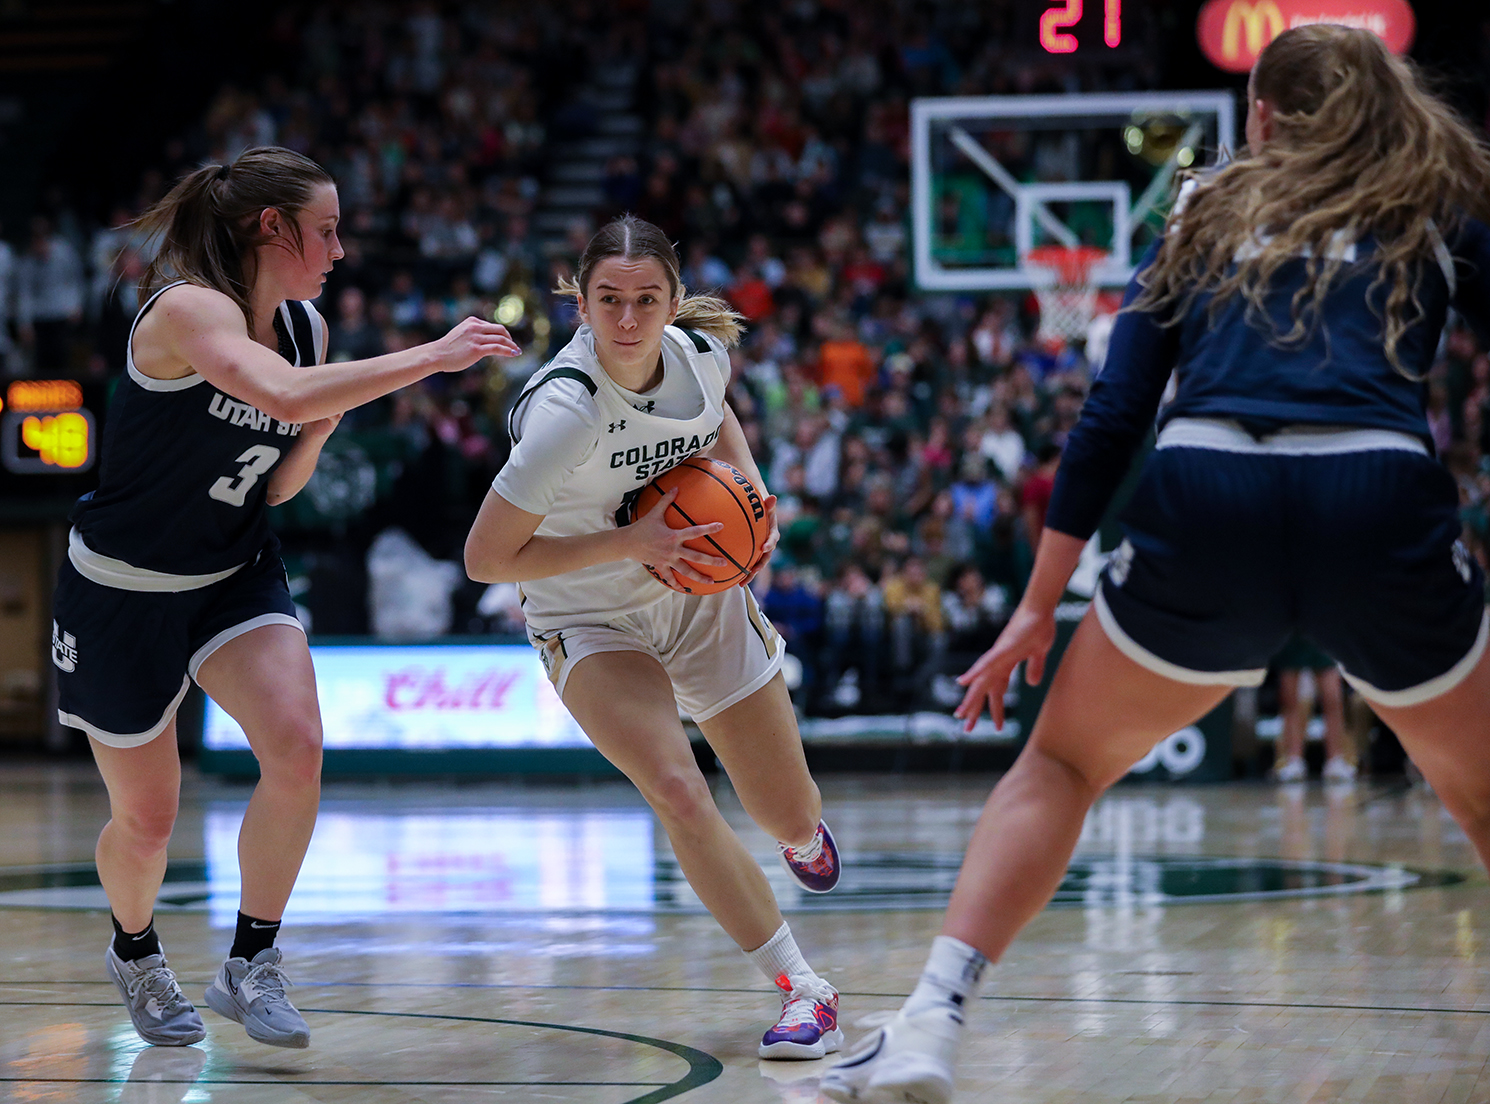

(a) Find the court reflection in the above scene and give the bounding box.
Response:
[205,804,656,925]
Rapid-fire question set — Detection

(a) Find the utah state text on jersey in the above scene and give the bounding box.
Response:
[208,392,303,437]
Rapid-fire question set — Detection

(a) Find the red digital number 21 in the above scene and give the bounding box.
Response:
[1040,0,1121,54]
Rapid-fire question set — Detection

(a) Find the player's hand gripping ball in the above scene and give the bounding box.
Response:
[630,458,769,594]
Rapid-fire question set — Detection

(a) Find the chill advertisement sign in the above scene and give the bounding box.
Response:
[1197,0,1415,73]
[203,643,591,750]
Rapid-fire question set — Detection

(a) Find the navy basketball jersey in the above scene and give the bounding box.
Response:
[71,282,325,578]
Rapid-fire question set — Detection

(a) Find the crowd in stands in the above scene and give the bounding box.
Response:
[3,1,1490,716]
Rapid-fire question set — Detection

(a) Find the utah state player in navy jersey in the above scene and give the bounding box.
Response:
[70,289,329,578]
[826,26,1490,1104]
[51,147,518,1051]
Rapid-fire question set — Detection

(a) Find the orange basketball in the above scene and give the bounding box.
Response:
[630,458,768,594]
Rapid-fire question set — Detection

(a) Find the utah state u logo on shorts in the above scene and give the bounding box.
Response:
[51,621,77,673]
[1108,539,1135,587]
[1453,541,1474,585]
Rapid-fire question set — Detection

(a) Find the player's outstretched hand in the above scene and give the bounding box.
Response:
[627,486,730,591]
[429,316,522,372]
[953,602,1058,733]
[741,493,779,586]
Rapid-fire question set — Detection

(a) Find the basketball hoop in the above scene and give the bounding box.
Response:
[1025,244,1108,345]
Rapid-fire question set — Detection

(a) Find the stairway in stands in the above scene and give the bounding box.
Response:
[533,59,644,253]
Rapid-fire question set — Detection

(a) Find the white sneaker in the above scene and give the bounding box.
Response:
[1322,756,1357,783]
[1273,756,1307,783]
[820,1008,961,1104]
[204,947,310,1048]
[105,945,206,1047]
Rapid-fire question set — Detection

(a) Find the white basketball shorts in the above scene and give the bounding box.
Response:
[527,583,785,722]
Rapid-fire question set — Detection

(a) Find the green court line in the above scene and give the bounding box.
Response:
[309,1008,723,1104]
[0,1003,723,1103]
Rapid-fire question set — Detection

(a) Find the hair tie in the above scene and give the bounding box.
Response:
[215,164,230,182]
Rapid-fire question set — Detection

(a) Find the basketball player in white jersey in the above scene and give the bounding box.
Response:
[54,146,518,1050]
[465,215,844,1058]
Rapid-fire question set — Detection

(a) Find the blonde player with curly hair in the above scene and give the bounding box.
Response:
[826,25,1490,1103]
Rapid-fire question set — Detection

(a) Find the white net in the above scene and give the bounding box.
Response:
[1026,245,1107,344]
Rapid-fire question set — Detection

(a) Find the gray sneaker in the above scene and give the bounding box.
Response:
[104,945,206,1046]
[203,947,310,1048]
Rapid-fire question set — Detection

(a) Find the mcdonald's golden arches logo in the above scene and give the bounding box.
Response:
[1222,1,1285,62]
[1196,0,1415,74]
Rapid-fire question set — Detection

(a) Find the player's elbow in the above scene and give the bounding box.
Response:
[256,377,326,424]
[263,391,316,424]
[463,536,509,584]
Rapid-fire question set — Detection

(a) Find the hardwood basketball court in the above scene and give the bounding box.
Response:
[3,765,1487,1102]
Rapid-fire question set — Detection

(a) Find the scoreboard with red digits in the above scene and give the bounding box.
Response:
[1039,0,1123,53]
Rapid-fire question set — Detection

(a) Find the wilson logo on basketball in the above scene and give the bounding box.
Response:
[1195,0,1414,73]
[384,667,520,710]
[730,469,765,522]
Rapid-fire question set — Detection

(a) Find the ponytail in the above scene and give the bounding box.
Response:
[673,292,744,347]
[135,146,334,336]
[557,214,746,348]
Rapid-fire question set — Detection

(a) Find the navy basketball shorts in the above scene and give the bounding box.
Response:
[1096,420,1487,707]
[52,549,302,748]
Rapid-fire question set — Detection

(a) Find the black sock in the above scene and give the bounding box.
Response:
[230,911,281,962]
[110,913,161,962]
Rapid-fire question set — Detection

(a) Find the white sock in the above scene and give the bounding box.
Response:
[903,935,988,1024]
[746,922,824,989]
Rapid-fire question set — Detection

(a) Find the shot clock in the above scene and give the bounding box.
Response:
[0,380,96,474]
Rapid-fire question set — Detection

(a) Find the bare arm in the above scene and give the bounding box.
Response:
[266,322,338,506]
[265,414,341,505]
[703,402,779,580]
[150,285,519,423]
[464,488,727,587]
[703,402,767,490]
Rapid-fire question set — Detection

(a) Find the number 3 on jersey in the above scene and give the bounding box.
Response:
[209,445,281,507]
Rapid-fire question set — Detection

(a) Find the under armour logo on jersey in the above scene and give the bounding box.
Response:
[608,420,626,433]
[633,401,656,414]
[51,621,77,673]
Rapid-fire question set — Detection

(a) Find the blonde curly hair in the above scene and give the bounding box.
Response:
[1133,24,1490,376]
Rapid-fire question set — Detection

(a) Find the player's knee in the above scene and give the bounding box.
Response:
[643,767,716,829]
[1023,740,1109,798]
[113,804,178,853]
[255,718,323,787]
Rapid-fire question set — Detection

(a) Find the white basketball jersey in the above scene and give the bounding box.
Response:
[510,324,729,630]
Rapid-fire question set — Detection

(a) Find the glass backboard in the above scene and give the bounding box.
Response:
[912,92,1237,291]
